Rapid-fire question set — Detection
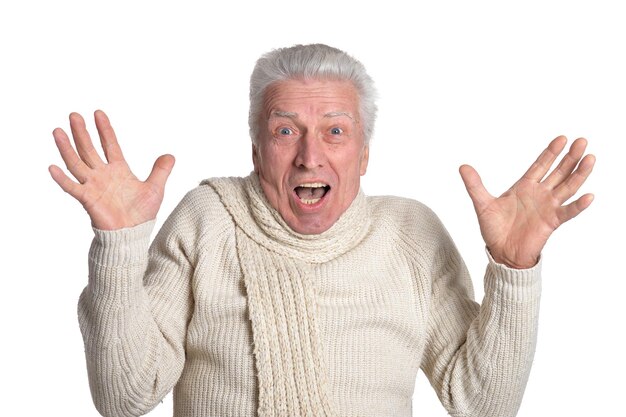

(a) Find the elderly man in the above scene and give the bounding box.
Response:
[49,44,594,417]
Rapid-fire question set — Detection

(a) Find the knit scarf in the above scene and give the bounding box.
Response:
[205,174,371,417]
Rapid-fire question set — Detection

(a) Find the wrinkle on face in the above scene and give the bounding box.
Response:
[253,78,369,234]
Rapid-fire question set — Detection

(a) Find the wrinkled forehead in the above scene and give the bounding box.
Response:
[262,78,360,120]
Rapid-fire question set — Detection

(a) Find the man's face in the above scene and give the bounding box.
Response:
[253,78,369,235]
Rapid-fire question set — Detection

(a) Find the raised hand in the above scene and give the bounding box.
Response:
[459,136,595,269]
[49,110,175,230]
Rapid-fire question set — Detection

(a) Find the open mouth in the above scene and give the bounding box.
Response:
[294,182,330,205]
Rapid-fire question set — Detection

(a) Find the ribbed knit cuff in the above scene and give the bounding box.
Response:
[86,220,155,302]
[484,248,542,302]
[89,220,156,267]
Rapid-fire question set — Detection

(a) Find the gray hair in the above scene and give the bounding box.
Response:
[248,44,378,144]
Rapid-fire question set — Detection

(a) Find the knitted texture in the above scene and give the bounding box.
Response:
[208,175,370,416]
[78,173,542,417]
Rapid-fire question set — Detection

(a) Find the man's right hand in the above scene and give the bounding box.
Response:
[49,110,175,230]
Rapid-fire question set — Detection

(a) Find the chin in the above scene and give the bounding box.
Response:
[287,215,335,235]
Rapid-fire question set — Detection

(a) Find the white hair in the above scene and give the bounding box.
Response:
[248,44,378,144]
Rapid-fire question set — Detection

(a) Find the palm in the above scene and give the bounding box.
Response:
[460,136,595,269]
[76,160,164,230]
[49,111,175,230]
[474,178,561,268]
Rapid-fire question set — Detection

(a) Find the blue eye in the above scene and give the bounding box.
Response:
[279,127,293,135]
[330,127,343,135]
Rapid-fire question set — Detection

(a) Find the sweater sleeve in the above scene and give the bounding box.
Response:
[78,197,196,417]
[418,218,541,417]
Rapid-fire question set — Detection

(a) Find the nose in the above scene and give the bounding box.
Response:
[294,131,326,169]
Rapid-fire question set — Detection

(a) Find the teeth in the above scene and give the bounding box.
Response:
[301,198,321,205]
[298,182,328,188]
[295,183,329,205]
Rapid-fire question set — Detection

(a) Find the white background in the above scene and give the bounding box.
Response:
[1,0,624,415]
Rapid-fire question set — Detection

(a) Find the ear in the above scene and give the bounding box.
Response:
[359,145,369,176]
[252,143,260,173]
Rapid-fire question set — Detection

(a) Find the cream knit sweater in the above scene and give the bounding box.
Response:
[78,174,541,417]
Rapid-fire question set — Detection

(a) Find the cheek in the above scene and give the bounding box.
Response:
[256,144,291,185]
[339,146,368,181]
[252,146,260,173]
[359,147,369,175]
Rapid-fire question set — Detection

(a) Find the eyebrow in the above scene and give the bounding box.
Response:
[269,110,355,120]
[270,111,298,119]
[323,111,354,120]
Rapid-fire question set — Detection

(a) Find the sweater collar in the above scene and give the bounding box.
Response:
[205,173,371,263]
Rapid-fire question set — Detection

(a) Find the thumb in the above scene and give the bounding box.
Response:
[147,154,175,190]
[459,164,492,213]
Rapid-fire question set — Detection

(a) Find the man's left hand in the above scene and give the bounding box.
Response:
[459,136,595,269]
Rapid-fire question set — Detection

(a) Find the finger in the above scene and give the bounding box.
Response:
[557,193,594,224]
[52,127,89,182]
[146,154,175,191]
[459,164,493,213]
[522,135,567,182]
[69,112,105,168]
[544,137,588,188]
[49,164,83,201]
[553,153,596,203]
[94,110,125,163]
